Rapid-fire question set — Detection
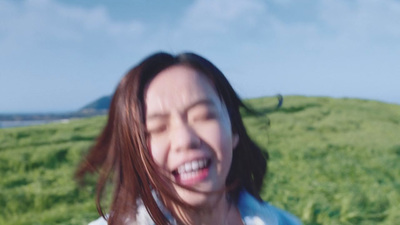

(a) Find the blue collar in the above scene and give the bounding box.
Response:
[238,190,301,225]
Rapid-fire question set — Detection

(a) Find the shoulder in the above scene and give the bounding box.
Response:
[87,197,171,225]
[88,216,108,225]
[86,204,155,225]
[238,191,302,225]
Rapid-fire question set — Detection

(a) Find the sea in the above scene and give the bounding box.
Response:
[0,119,70,129]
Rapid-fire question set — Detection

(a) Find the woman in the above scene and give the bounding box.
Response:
[76,52,301,225]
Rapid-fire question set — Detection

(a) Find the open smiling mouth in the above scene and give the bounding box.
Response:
[172,158,211,185]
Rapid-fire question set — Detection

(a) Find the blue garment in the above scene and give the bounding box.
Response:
[237,191,301,225]
[89,190,302,225]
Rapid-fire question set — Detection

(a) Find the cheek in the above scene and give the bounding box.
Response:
[197,122,234,156]
[215,119,235,169]
[148,138,168,167]
[197,124,233,179]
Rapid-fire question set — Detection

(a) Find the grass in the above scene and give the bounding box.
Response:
[0,117,104,225]
[245,96,400,225]
[1,96,399,224]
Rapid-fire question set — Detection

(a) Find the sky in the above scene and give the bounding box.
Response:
[1,0,399,113]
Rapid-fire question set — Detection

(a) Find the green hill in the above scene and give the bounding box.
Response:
[0,96,399,225]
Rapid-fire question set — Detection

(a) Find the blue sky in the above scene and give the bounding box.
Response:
[1,0,399,113]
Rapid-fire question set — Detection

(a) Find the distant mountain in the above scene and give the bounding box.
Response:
[0,96,112,122]
[78,95,111,114]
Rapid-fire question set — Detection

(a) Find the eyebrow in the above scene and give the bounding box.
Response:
[146,99,215,121]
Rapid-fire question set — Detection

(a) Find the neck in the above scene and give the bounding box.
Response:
[172,193,242,225]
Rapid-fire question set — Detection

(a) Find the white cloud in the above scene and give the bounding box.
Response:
[181,0,267,33]
[0,0,147,112]
[1,0,400,112]
[270,0,294,6]
[0,0,144,53]
[177,0,400,100]
[319,0,400,40]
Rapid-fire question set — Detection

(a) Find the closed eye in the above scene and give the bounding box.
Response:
[193,111,217,121]
[190,105,218,122]
[147,125,168,135]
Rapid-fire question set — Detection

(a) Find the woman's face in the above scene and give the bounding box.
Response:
[145,65,238,206]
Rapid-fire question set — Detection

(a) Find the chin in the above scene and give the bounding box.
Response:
[174,184,224,208]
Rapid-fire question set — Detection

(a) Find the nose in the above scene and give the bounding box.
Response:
[170,119,201,152]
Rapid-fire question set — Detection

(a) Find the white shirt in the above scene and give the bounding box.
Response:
[89,190,302,225]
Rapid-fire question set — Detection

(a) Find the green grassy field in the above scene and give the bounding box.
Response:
[1,96,399,225]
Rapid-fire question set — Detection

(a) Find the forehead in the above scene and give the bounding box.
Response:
[144,65,220,113]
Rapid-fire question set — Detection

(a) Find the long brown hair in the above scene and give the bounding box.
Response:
[75,52,268,224]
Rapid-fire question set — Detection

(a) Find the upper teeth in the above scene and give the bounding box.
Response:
[177,159,207,174]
